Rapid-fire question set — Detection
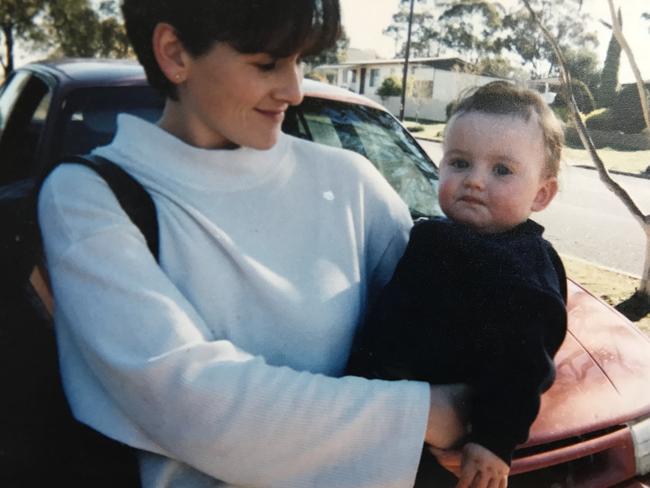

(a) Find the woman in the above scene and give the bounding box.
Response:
[38,1,466,486]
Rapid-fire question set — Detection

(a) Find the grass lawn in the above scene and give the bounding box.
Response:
[559,255,649,335]
[407,122,650,177]
[563,146,650,176]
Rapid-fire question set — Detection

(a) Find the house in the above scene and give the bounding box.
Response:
[314,57,505,121]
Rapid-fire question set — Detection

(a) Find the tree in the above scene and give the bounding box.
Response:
[563,46,601,97]
[474,56,526,79]
[521,0,650,300]
[384,6,438,57]
[433,0,506,64]
[596,10,622,109]
[40,0,130,58]
[0,0,48,78]
[1,0,130,77]
[503,0,599,79]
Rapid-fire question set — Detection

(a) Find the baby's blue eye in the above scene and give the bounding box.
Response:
[494,164,512,176]
[450,158,470,169]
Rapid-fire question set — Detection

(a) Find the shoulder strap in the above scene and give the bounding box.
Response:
[61,154,159,261]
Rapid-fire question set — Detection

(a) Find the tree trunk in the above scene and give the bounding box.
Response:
[2,24,14,78]
[640,231,650,298]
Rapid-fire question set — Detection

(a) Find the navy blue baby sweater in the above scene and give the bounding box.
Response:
[347,217,567,465]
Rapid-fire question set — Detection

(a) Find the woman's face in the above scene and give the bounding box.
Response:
[165,42,304,150]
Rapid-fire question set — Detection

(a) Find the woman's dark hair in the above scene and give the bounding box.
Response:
[122,0,341,100]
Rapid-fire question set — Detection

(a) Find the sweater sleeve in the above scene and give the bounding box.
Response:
[39,165,431,488]
[469,288,566,465]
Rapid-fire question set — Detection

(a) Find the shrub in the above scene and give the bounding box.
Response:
[376,76,402,100]
[444,101,455,121]
[585,108,614,131]
[304,71,325,82]
[610,84,650,134]
[552,79,595,114]
[552,106,569,123]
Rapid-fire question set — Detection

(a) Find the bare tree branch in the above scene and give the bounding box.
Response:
[521,0,648,229]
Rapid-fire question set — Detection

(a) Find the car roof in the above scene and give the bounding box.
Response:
[23,58,384,110]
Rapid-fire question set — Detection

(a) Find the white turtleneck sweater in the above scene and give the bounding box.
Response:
[38,114,430,488]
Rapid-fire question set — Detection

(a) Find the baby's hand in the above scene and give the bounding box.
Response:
[456,442,509,488]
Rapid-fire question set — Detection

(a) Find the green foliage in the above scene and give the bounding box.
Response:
[584,85,650,134]
[473,56,526,79]
[434,0,505,63]
[551,106,569,122]
[552,79,595,114]
[502,0,598,79]
[304,71,326,82]
[564,47,601,96]
[584,108,612,131]
[376,76,402,100]
[611,84,650,134]
[0,0,130,77]
[0,0,48,76]
[44,0,130,58]
[385,8,439,57]
[596,11,622,109]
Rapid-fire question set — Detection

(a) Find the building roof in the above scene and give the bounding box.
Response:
[318,57,471,71]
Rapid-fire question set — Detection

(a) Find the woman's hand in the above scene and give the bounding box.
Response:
[424,383,470,449]
[456,442,509,488]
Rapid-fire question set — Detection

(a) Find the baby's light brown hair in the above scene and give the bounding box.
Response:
[447,81,564,178]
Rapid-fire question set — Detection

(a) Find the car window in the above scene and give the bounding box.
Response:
[58,86,165,158]
[285,97,441,217]
[0,72,51,185]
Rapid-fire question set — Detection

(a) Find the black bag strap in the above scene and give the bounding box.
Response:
[61,154,159,261]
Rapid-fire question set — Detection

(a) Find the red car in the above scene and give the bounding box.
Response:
[1,59,650,487]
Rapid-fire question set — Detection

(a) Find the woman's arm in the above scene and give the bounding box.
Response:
[426,384,469,449]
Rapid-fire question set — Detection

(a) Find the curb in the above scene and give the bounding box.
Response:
[572,164,650,181]
[414,136,442,143]
[560,253,642,280]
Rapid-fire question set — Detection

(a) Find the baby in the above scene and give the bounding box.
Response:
[347,81,568,488]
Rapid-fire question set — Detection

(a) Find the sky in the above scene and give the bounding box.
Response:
[339,0,650,83]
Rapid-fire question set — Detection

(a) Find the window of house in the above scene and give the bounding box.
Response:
[369,69,380,87]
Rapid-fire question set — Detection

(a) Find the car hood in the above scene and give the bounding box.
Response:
[524,280,650,447]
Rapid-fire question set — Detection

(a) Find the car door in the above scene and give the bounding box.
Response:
[0,71,52,186]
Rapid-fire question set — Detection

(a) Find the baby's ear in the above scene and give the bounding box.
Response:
[531,176,558,212]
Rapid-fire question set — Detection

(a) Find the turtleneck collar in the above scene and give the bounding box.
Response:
[101,114,292,192]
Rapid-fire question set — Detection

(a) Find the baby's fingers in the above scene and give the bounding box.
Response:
[455,466,486,488]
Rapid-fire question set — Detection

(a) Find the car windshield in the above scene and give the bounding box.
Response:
[285,98,441,217]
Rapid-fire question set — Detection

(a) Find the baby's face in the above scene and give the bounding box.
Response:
[438,111,557,234]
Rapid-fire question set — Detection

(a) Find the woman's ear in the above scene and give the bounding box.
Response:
[152,22,189,84]
[531,176,559,213]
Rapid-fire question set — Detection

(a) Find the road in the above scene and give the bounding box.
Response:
[417,139,650,277]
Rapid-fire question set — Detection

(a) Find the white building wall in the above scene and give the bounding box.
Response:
[367,69,502,121]
[318,63,503,122]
